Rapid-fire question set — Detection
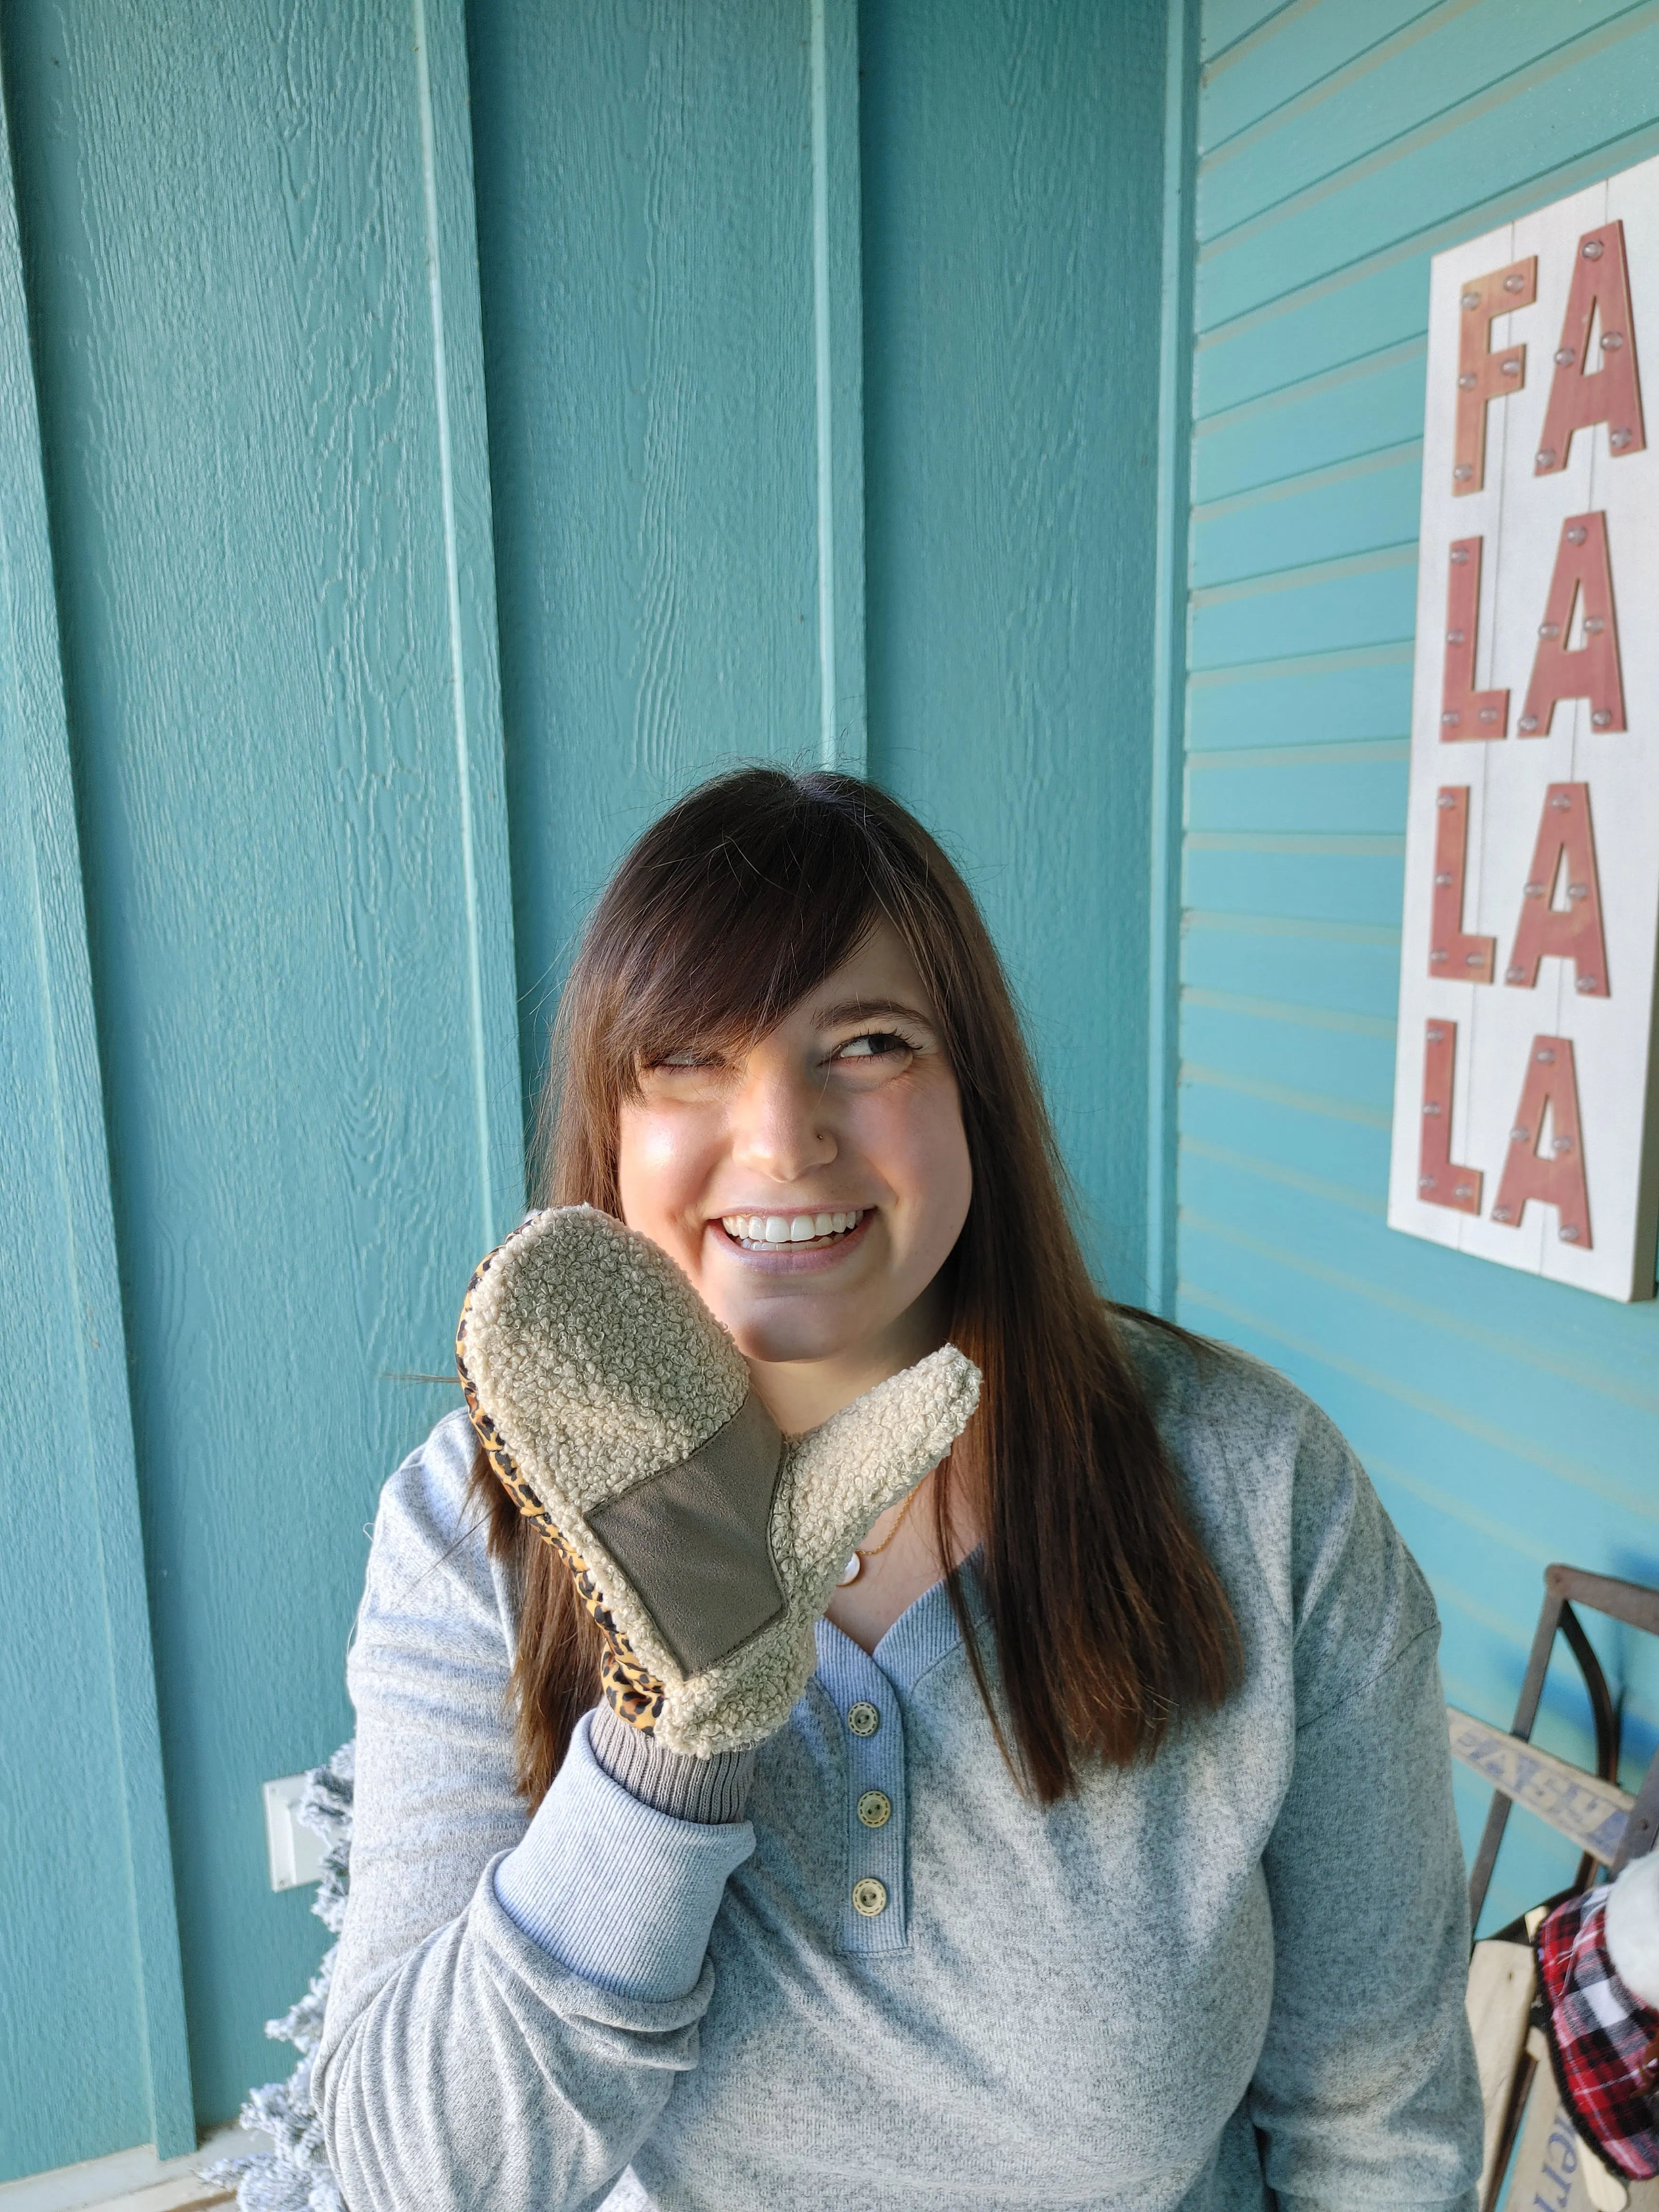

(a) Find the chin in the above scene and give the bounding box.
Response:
[722,1307,857,1367]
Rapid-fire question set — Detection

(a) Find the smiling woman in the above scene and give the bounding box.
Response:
[495,767,1239,1777]
[313,770,1485,2212]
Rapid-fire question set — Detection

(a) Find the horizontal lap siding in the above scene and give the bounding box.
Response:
[1187,0,1659,1931]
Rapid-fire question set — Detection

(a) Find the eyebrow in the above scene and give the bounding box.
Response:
[810,997,936,1030]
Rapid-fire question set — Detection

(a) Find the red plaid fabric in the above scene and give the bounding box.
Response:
[1536,1883,1659,2181]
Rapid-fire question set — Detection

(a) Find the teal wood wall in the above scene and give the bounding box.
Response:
[860,0,1169,1295]
[469,0,1172,1294]
[0,0,1176,2179]
[466,0,835,1101]
[0,0,520,2163]
[1179,0,1659,1932]
[0,62,191,2174]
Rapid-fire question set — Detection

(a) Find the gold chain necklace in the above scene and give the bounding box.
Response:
[837,1475,925,1586]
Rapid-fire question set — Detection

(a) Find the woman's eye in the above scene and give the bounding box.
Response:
[641,1051,720,1077]
[835,1031,911,1061]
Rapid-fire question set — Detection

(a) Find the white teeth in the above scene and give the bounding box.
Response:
[720,1209,863,1247]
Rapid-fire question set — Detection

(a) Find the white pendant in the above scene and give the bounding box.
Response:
[837,1554,862,1586]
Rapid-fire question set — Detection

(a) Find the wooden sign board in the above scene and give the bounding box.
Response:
[1445,1705,1633,1866]
[1389,154,1659,1300]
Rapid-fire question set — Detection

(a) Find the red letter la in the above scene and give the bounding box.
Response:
[1491,1037,1591,1249]
[1516,513,1625,739]
[1503,784,1608,999]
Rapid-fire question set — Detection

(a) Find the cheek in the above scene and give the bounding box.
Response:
[616,1106,707,1235]
[868,1081,973,1256]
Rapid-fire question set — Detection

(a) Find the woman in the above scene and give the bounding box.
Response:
[316,767,1482,2210]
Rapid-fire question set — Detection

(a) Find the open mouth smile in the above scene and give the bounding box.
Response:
[718,1208,867,1253]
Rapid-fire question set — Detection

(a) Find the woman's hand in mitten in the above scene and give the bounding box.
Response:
[456,1205,980,1759]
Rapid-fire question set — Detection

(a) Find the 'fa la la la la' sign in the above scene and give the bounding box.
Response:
[1388,152,1659,1301]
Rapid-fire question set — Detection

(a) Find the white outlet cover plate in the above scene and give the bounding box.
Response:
[263,1773,326,1892]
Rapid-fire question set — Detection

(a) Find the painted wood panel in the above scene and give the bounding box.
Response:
[0,0,1177,2172]
[1189,445,1423,588]
[1202,0,1649,230]
[1184,0,1659,1933]
[1201,0,1453,157]
[0,0,519,2145]
[861,0,1171,1300]
[1187,649,1414,749]
[1186,743,1410,833]
[1193,348,1429,503]
[1183,905,1405,1013]
[466,0,841,1101]
[1188,547,1418,667]
[0,44,191,2173]
[472,0,1175,1303]
[1199,18,1659,332]
[1201,0,1298,66]
[1196,255,1431,417]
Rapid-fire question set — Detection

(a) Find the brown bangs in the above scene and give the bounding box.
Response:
[586,782,893,1094]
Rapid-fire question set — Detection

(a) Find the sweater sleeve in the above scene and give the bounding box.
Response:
[1246,1400,1484,2212]
[314,1411,756,2212]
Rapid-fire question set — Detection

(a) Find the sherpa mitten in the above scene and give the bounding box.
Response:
[456,1205,980,1759]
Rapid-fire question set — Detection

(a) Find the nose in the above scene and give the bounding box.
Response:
[728,1060,838,1184]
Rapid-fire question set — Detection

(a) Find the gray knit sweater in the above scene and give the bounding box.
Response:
[315,1324,1482,2211]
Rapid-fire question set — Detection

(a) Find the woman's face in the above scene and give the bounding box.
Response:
[616,919,973,1426]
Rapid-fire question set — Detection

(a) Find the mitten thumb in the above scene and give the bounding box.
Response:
[778,1344,981,1596]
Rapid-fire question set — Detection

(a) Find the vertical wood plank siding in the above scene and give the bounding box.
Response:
[1185,0,1659,1930]
[0,0,519,2142]
[467,0,826,1105]
[0,55,192,2172]
[470,0,1172,1283]
[0,0,1173,2172]
[861,0,1170,1296]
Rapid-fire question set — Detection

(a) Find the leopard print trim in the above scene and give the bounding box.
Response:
[456,1244,666,1734]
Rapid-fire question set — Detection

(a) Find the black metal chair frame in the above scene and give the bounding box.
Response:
[1468,1563,1659,1928]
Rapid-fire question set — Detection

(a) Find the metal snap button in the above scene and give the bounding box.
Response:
[857,1789,892,1829]
[852,1877,888,1916]
[846,1701,880,1738]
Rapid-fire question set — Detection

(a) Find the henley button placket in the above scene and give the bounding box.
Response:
[814,1621,908,1953]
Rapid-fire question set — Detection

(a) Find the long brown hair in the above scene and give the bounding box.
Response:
[471,767,1239,1806]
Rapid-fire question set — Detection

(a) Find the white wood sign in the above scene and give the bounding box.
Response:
[1389,152,1659,1301]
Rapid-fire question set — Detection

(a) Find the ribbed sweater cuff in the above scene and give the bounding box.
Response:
[587,1699,757,1824]
[491,1709,754,2001]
